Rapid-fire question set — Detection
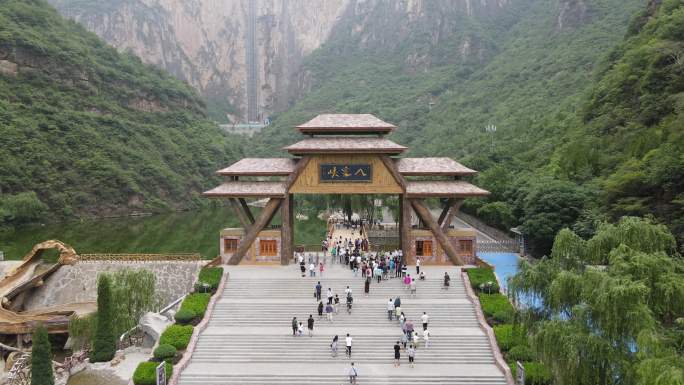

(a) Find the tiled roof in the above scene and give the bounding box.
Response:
[284,137,407,154]
[396,157,477,176]
[297,114,395,134]
[217,158,296,176]
[203,182,287,197]
[406,181,490,197]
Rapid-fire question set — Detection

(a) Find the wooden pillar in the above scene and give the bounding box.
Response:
[229,198,282,265]
[441,199,463,233]
[281,194,294,265]
[239,198,255,224]
[410,198,465,265]
[229,198,252,230]
[400,194,411,265]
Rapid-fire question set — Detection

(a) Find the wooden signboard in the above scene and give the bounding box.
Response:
[320,164,372,182]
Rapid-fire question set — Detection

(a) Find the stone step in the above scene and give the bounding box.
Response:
[179,374,508,385]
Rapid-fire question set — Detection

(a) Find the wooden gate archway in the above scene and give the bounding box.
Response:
[204,114,489,266]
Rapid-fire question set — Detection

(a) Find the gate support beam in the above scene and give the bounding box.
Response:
[229,198,282,265]
[230,198,252,230]
[437,198,456,226]
[441,199,463,233]
[239,198,255,224]
[410,198,465,266]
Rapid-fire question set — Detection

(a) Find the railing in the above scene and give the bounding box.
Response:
[78,253,201,262]
[456,212,515,243]
[118,324,145,351]
[118,294,187,350]
[477,240,520,253]
[7,353,30,385]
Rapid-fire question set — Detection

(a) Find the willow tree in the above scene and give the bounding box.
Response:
[510,217,684,385]
[109,269,159,338]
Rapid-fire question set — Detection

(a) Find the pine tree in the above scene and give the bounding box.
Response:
[31,326,54,385]
[91,274,116,362]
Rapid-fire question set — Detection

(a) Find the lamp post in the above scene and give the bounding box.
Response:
[485,124,497,152]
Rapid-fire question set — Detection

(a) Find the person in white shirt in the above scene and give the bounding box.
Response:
[416,257,421,275]
[387,298,395,320]
[345,286,352,297]
[309,262,316,277]
[423,329,431,348]
[327,288,334,304]
[345,334,353,358]
[421,312,429,331]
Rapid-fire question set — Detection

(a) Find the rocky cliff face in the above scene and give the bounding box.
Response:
[48,0,515,121]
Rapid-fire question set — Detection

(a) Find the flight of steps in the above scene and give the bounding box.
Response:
[179,265,507,385]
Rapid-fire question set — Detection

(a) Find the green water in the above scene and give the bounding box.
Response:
[0,206,326,260]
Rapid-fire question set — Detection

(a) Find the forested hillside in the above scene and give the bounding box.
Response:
[0,0,245,228]
[253,0,684,255]
[556,0,684,249]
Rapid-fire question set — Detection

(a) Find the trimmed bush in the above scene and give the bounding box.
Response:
[91,274,116,362]
[479,294,515,324]
[507,345,535,362]
[153,344,177,362]
[31,326,54,385]
[179,293,211,318]
[493,324,527,351]
[174,309,196,324]
[466,268,500,293]
[197,267,223,290]
[524,362,552,385]
[159,324,194,350]
[133,361,173,385]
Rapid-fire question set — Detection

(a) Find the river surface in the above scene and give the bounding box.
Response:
[0,206,325,260]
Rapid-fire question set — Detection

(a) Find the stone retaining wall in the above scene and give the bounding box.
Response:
[23,260,205,311]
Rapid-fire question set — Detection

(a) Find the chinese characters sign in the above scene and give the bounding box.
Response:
[320,164,372,182]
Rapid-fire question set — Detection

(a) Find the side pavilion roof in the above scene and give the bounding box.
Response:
[396,157,477,176]
[405,180,490,198]
[217,158,296,176]
[203,181,287,198]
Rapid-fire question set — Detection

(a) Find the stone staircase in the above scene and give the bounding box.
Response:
[179,265,507,385]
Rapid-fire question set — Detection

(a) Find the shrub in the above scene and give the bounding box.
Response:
[479,294,515,324]
[133,361,173,385]
[179,293,211,318]
[507,345,535,362]
[493,324,526,351]
[153,344,177,362]
[174,309,196,324]
[31,326,54,385]
[197,267,223,290]
[159,324,193,350]
[467,268,500,293]
[91,274,116,362]
[524,362,553,385]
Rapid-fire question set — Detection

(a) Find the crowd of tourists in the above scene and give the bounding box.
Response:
[289,223,453,383]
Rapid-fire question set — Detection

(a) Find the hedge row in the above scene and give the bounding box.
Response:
[133,267,223,385]
[159,324,194,350]
[466,267,500,293]
[466,268,552,385]
[197,267,223,290]
[133,362,173,385]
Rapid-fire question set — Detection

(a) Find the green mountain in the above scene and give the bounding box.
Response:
[0,0,245,227]
[555,0,684,248]
[253,0,684,255]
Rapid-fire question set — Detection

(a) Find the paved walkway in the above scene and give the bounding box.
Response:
[179,264,506,384]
